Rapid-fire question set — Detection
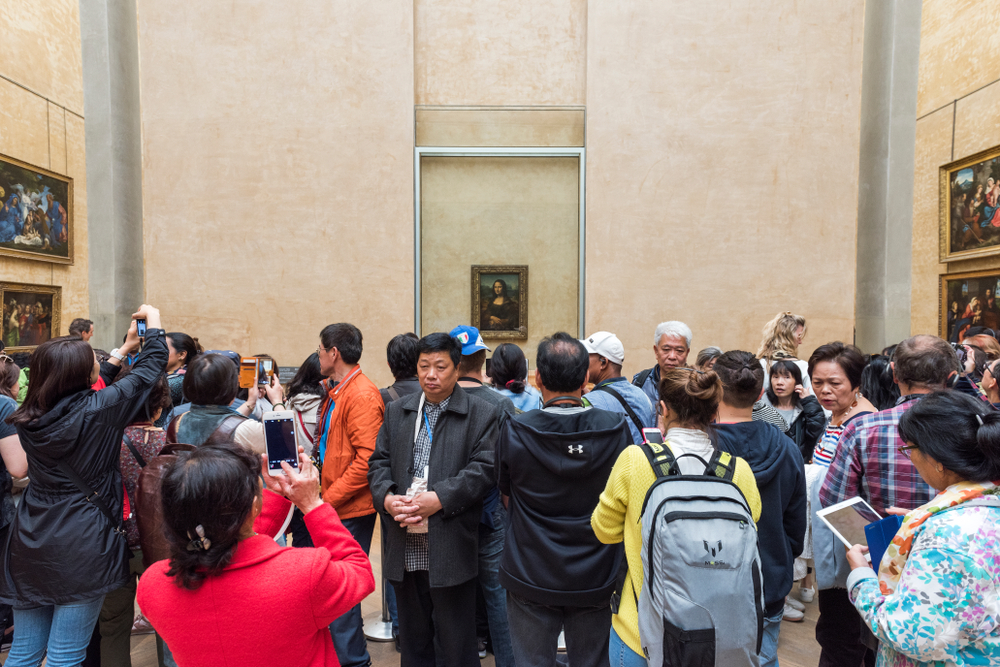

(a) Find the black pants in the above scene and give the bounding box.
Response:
[392,571,478,667]
[505,592,611,667]
[816,588,876,667]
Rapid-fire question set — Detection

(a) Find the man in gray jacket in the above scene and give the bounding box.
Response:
[368,332,500,667]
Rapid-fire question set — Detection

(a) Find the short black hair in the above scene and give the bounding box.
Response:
[536,332,589,393]
[765,359,803,407]
[183,353,239,406]
[68,318,93,336]
[808,342,866,390]
[320,323,363,365]
[898,391,1000,481]
[418,333,462,368]
[386,333,419,380]
[860,355,900,411]
[714,350,764,409]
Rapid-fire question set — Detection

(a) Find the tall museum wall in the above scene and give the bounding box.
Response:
[910,0,1000,336]
[0,0,90,332]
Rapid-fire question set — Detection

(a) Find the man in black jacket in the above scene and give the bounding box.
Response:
[496,332,629,667]
[368,332,500,667]
[713,350,807,667]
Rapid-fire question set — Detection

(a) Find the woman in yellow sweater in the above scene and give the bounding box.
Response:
[591,367,762,666]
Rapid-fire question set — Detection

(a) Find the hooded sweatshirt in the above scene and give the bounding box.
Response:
[497,403,630,606]
[715,421,807,616]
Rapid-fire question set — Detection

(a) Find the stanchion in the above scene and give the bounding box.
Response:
[363,521,394,642]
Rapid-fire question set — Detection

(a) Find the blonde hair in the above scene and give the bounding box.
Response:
[756,312,806,361]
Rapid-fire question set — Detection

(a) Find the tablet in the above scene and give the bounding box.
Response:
[816,497,881,550]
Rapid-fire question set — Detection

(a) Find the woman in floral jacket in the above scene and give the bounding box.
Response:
[845,391,1000,666]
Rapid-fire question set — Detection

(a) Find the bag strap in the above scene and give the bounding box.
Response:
[632,368,652,389]
[166,412,183,444]
[639,441,679,478]
[295,411,315,445]
[123,432,147,468]
[206,415,244,445]
[387,387,401,402]
[706,450,736,481]
[592,384,645,437]
[21,439,126,537]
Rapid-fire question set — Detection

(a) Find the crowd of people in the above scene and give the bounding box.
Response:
[0,307,998,667]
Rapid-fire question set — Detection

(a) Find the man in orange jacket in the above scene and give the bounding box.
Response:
[316,322,385,667]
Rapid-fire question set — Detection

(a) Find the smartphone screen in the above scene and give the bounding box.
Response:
[257,358,273,385]
[136,319,146,338]
[264,415,298,473]
[643,428,665,444]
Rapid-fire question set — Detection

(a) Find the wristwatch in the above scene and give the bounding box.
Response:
[110,348,126,362]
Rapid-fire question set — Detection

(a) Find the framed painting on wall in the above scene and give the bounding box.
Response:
[940,145,1000,263]
[0,153,74,265]
[2,282,61,352]
[472,265,528,339]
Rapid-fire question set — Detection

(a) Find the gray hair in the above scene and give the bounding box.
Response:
[653,321,693,348]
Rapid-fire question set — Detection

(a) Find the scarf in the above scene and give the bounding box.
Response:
[878,480,1000,595]
[176,404,244,447]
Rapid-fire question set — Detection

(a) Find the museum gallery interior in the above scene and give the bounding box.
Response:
[0,0,998,664]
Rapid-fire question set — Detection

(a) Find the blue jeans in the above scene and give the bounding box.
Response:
[609,627,647,667]
[478,513,514,667]
[760,609,783,667]
[330,513,376,667]
[6,596,105,667]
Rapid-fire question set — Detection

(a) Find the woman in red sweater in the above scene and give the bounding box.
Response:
[137,443,375,667]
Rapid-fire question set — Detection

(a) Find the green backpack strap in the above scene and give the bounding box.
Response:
[706,450,737,481]
[639,441,679,479]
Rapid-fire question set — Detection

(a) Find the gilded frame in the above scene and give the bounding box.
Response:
[939,145,1000,263]
[472,265,528,340]
[1,281,62,353]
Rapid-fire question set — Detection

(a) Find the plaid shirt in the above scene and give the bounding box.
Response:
[818,395,935,515]
[404,396,449,572]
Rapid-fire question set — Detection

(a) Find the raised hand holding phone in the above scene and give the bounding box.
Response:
[262,448,322,514]
[263,410,299,476]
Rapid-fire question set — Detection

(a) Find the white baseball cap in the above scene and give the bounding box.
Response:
[580,331,625,366]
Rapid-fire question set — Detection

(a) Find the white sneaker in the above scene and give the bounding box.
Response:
[799,586,816,603]
[785,596,805,612]
[783,602,804,622]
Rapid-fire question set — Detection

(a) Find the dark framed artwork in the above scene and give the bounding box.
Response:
[940,145,1000,263]
[472,265,528,339]
[0,153,74,264]
[2,282,62,353]
[940,269,1000,342]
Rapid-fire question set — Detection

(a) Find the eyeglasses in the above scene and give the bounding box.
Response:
[897,444,919,460]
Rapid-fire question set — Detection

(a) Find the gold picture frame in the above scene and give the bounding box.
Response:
[939,145,1000,263]
[1,281,62,353]
[0,152,74,265]
[472,265,528,340]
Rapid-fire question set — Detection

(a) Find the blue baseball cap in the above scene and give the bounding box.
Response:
[449,326,490,355]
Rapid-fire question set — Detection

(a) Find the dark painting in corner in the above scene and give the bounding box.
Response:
[2,282,62,352]
[0,153,73,264]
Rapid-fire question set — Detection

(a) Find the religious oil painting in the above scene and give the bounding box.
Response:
[472,265,528,340]
[940,145,1000,263]
[940,270,1000,342]
[2,282,62,353]
[0,153,74,265]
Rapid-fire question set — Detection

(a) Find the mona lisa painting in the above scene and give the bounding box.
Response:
[472,265,528,339]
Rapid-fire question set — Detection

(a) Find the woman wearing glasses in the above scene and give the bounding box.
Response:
[845,391,1000,666]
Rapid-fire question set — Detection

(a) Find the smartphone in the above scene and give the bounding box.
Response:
[239,357,258,389]
[257,358,273,386]
[642,427,665,444]
[263,410,299,475]
[136,319,146,339]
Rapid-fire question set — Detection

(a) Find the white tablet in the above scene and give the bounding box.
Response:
[816,497,881,550]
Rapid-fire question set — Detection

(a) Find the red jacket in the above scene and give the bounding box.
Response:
[137,500,375,667]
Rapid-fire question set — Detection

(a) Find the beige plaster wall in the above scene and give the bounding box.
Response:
[0,0,89,333]
[420,156,579,366]
[136,0,414,388]
[585,1,865,378]
[415,0,586,106]
[910,0,1000,335]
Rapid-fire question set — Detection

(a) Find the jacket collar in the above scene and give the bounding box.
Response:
[401,384,470,415]
[221,534,286,571]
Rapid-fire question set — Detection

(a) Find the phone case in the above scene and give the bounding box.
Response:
[864,514,904,570]
[239,358,257,389]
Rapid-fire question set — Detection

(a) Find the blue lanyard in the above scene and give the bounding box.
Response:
[422,409,434,444]
[317,401,336,462]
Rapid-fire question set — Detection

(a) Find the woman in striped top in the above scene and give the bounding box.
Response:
[807,343,878,667]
